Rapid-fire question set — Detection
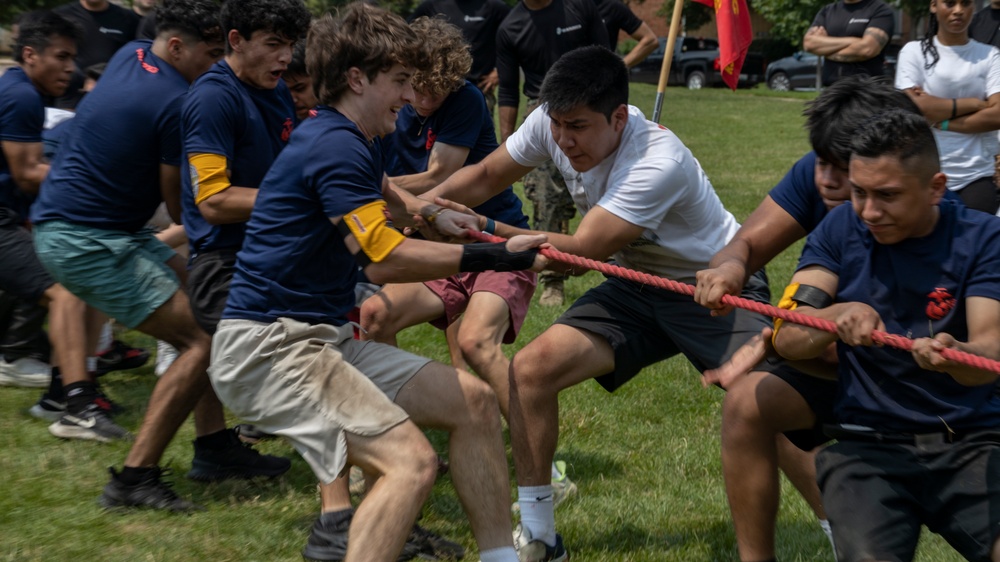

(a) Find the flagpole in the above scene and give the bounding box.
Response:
[652,0,685,124]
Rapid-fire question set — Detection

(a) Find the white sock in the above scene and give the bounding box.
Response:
[479,547,518,562]
[819,519,835,554]
[517,485,556,546]
[85,356,97,373]
[97,322,114,353]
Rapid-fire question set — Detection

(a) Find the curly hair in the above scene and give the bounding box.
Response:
[307,2,430,106]
[409,16,471,96]
[221,0,311,51]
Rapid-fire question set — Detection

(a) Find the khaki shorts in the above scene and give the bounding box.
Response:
[211,317,431,483]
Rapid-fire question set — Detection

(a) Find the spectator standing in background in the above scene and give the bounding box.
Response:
[803,0,894,86]
[54,0,139,108]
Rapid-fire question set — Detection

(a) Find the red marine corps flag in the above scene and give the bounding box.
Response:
[693,0,752,90]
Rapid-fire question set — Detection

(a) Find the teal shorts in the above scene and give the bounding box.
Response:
[33,221,179,328]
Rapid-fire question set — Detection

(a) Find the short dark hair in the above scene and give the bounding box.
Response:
[155,0,224,45]
[850,109,940,177]
[804,75,921,167]
[307,3,429,106]
[286,40,308,78]
[221,0,311,51]
[14,10,81,64]
[539,45,627,121]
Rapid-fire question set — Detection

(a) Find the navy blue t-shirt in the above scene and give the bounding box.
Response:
[387,81,528,229]
[0,67,45,219]
[797,200,1000,432]
[181,59,296,255]
[32,41,188,232]
[224,107,386,326]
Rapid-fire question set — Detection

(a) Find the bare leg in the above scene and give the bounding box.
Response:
[320,475,354,512]
[508,324,614,487]
[395,362,511,550]
[341,421,438,562]
[456,291,512,417]
[721,371,820,561]
[445,319,467,371]
[40,285,90,386]
[192,388,227,437]
[360,283,445,349]
[126,286,212,467]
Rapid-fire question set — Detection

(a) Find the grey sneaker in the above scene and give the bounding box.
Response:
[513,524,568,562]
[29,394,66,422]
[48,404,132,442]
[0,357,51,388]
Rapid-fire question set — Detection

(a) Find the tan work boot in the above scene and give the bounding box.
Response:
[538,280,564,307]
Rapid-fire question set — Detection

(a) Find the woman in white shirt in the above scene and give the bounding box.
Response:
[896,0,1000,214]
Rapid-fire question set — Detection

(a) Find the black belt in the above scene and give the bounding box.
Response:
[824,424,963,445]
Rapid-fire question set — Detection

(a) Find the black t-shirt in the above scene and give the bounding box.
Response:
[54,1,140,108]
[811,0,894,86]
[592,0,641,50]
[137,13,158,40]
[496,0,608,106]
[970,6,1000,49]
[410,0,511,81]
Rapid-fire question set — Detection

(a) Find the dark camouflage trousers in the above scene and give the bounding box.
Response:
[523,98,577,284]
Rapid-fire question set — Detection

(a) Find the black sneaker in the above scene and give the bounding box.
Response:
[48,404,133,443]
[29,393,66,422]
[302,513,424,562]
[100,467,202,512]
[187,428,291,481]
[93,386,125,416]
[411,524,465,560]
[94,340,150,376]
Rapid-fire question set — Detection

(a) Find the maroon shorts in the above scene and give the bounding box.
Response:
[423,270,536,344]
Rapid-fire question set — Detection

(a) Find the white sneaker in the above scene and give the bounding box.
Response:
[155,340,178,377]
[0,357,51,388]
[513,524,569,562]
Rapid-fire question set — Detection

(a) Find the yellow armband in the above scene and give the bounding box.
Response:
[189,153,230,204]
[772,282,800,345]
[343,200,405,263]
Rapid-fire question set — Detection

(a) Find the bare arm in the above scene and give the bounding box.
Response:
[772,265,851,361]
[1,141,48,196]
[196,186,258,225]
[946,92,1000,134]
[695,195,807,315]
[825,27,889,62]
[499,105,518,142]
[903,87,986,123]
[389,142,471,195]
[803,26,856,56]
[911,296,1000,386]
[159,164,183,224]
[621,22,658,69]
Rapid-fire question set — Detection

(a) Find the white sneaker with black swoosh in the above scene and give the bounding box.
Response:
[49,404,132,442]
[513,524,569,562]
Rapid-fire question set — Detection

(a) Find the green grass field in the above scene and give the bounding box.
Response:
[0,84,964,561]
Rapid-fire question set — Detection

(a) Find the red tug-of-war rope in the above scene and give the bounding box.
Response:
[466,229,1000,375]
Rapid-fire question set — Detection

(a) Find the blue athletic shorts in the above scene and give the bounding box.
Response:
[33,220,179,328]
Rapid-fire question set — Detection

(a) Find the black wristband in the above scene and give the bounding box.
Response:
[460,242,538,272]
[791,284,833,309]
[951,98,958,120]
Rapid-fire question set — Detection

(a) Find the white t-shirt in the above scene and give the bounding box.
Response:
[896,37,1000,191]
[505,104,739,283]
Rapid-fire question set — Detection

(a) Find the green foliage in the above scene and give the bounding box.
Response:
[618,37,638,55]
[753,0,826,45]
[0,0,64,27]
[657,0,715,33]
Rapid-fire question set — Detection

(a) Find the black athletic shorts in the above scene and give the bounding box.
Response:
[556,271,777,392]
[0,208,54,302]
[817,430,1000,562]
[187,248,237,335]
[771,364,837,451]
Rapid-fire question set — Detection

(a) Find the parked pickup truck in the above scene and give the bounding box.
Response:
[630,36,764,89]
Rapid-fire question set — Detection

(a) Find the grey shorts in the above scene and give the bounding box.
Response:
[211,317,432,483]
[556,272,777,391]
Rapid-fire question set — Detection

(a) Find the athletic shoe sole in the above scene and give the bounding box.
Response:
[49,419,132,443]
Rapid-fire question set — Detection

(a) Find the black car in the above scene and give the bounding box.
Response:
[630,37,761,89]
[764,51,821,91]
